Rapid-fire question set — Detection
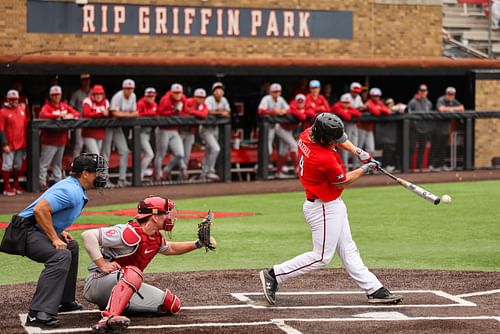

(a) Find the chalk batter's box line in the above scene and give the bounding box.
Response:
[231,290,477,308]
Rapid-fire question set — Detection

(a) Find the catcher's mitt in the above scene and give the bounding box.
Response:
[197,210,216,252]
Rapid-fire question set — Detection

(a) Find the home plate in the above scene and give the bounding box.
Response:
[353,312,409,320]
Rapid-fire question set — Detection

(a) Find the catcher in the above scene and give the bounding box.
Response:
[81,195,215,333]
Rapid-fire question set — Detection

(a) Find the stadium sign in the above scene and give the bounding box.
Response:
[27,1,352,39]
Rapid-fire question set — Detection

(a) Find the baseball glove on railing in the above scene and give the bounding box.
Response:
[197,210,216,252]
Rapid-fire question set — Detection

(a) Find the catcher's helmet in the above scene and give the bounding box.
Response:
[71,153,108,188]
[311,113,347,146]
[136,196,176,231]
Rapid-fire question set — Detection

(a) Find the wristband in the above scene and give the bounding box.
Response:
[195,239,203,249]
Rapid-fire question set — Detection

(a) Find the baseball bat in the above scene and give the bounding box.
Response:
[377,167,441,205]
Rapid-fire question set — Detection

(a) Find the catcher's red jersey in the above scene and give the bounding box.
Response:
[297,128,346,202]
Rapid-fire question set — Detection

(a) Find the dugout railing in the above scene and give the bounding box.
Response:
[26,117,231,192]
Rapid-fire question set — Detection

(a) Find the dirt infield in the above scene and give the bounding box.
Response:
[1,169,499,215]
[3,269,500,334]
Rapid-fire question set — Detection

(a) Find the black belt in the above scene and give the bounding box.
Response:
[306,198,317,202]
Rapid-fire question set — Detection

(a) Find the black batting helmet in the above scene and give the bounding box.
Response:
[311,113,347,146]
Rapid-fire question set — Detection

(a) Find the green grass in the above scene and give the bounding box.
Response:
[1,180,499,285]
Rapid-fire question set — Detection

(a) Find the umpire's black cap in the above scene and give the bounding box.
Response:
[71,154,99,173]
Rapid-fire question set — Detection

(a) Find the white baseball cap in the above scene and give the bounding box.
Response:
[270,83,282,92]
[49,85,62,95]
[295,94,306,101]
[340,94,351,103]
[194,88,207,97]
[211,82,225,91]
[369,88,382,96]
[350,82,363,92]
[446,86,456,94]
[6,89,19,99]
[122,79,135,88]
[171,83,183,93]
[145,87,156,96]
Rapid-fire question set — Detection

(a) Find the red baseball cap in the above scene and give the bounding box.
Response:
[91,85,105,95]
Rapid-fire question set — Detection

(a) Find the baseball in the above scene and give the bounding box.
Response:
[441,194,452,204]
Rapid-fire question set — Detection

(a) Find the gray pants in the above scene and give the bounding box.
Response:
[83,270,166,315]
[199,126,220,175]
[180,130,195,166]
[82,137,103,155]
[155,129,185,177]
[102,128,129,180]
[341,123,359,168]
[2,149,26,171]
[39,145,64,186]
[357,128,375,154]
[26,229,79,315]
[267,124,276,155]
[140,128,155,179]
[275,124,298,156]
[72,128,84,158]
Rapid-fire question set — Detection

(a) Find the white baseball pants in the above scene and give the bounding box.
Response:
[273,198,383,295]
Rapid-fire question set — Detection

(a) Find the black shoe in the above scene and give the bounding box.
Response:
[25,311,60,328]
[259,269,278,305]
[59,301,83,312]
[368,287,404,304]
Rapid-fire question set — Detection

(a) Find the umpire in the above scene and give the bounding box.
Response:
[17,153,107,328]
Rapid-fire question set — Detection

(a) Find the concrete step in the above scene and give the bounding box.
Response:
[462,30,500,42]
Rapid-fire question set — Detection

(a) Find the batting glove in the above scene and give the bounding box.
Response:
[361,161,380,173]
[355,148,372,163]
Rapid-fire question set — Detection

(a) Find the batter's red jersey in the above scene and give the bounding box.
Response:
[0,103,28,150]
[297,128,347,202]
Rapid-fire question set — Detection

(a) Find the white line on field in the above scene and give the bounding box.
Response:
[456,289,500,298]
[278,315,500,322]
[272,320,304,334]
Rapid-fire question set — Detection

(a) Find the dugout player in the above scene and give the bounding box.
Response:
[136,87,159,180]
[81,196,215,333]
[19,154,108,328]
[0,90,28,196]
[259,113,403,306]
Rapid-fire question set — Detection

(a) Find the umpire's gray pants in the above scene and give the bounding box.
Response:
[275,124,298,156]
[199,125,220,174]
[82,137,103,155]
[39,145,64,186]
[341,123,359,168]
[140,128,155,179]
[83,270,166,315]
[102,128,129,180]
[154,129,185,177]
[26,229,79,315]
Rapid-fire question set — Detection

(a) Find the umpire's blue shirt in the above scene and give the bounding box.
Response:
[18,177,88,234]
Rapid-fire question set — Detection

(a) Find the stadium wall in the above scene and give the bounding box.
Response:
[475,79,500,168]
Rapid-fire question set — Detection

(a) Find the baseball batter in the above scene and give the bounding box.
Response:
[81,196,215,333]
[260,113,403,305]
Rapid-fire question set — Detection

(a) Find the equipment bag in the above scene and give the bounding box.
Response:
[0,215,35,256]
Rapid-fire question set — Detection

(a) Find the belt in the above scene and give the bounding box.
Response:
[306,198,317,202]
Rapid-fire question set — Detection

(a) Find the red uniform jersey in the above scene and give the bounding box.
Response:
[357,98,390,132]
[114,222,166,272]
[137,97,158,117]
[305,94,330,115]
[182,98,208,133]
[82,97,109,139]
[330,102,362,122]
[158,91,187,130]
[39,101,80,146]
[283,100,313,131]
[0,103,28,150]
[297,128,347,202]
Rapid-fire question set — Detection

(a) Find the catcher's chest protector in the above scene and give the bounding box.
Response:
[115,223,164,271]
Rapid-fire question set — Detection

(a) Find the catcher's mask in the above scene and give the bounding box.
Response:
[135,196,176,232]
[311,113,348,146]
[71,153,108,189]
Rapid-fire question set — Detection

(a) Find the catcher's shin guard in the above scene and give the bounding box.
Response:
[103,266,143,317]
[160,289,181,315]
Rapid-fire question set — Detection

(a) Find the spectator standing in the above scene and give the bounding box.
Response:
[81,85,109,154]
[155,83,187,181]
[103,79,138,187]
[70,73,92,158]
[358,88,391,156]
[257,83,289,172]
[305,80,330,116]
[9,154,108,328]
[339,82,365,166]
[183,89,209,175]
[136,88,158,180]
[0,90,28,196]
[201,82,231,181]
[39,86,80,191]
[432,87,464,171]
[407,84,433,171]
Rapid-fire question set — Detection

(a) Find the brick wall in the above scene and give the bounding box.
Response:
[474,80,500,168]
[0,0,442,59]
